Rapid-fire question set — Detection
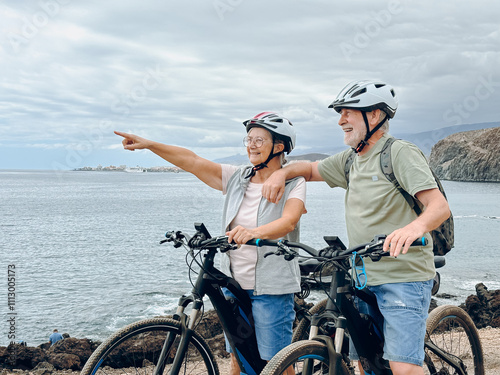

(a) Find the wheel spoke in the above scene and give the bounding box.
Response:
[424,306,484,375]
[81,318,219,375]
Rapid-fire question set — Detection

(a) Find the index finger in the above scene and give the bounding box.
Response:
[266,185,284,204]
[275,187,285,204]
[114,130,129,138]
[225,230,234,244]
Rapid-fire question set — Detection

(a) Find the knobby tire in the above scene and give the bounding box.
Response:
[424,305,484,375]
[260,340,350,375]
[80,317,219,375]
[293,299,328,342]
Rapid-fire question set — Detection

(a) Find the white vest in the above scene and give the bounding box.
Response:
[220,166,301,295]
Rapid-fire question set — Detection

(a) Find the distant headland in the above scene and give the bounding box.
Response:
[74,165,185,173]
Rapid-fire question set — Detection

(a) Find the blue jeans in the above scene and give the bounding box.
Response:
[349,279,433,366]
[222,289,295,360]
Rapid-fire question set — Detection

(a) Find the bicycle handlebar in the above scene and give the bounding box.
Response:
[246,239,319,257]
[161,224,427,262]
[248,235,427,261]
[339,235,427,257]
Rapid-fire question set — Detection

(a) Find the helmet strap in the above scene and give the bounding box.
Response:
[245,141,283,179]
[353,111,387,153]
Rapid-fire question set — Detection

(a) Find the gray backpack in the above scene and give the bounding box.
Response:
[344,137,454,256]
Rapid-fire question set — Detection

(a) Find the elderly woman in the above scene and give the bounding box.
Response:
[115,112,305,374]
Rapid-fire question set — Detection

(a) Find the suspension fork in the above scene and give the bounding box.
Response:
[153,298,203,375]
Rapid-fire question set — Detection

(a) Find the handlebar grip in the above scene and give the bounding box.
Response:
[411,237,428,247]
[246,239,279,247]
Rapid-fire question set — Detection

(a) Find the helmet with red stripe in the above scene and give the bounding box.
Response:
[243,112,296,154]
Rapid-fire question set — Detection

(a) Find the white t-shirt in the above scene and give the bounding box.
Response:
[221,164,306,289]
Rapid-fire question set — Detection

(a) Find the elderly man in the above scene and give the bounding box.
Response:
[262,80,450,375]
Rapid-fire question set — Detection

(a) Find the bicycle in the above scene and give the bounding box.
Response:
[258,235,484,375]
[81,222,320,375]
[292,239,443,344]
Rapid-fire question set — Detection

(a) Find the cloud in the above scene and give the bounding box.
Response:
[0,0,498,169]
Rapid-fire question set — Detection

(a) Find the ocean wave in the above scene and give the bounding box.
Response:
[444,276,500,294]
[105,314,145,333]
[454,214,500,220]
[145,301,179,315]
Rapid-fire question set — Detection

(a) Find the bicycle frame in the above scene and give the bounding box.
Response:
[313,259,391,375]
[308,252,466,375]
[424,340,467,375]
[159,239,267,375]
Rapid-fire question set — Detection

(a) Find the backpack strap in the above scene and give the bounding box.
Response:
[344,137,421,215]
[343,137,454,255]
[379,137,422,215]
[344,150,356,185]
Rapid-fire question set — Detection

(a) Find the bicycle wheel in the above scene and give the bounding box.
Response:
[81,317,219,375]
[261,340,350,375]
[293,299,328,342]
[424,305,484,375]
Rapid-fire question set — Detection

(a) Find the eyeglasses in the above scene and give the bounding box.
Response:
[351,251,367,290]
[243,136,270,148]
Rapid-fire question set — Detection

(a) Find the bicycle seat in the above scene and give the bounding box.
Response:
[434,256,445,269]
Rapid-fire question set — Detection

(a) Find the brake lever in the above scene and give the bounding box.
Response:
[264,242,297,260]
[161,231,186,247]
[160,230,176,244]
[220,242,239,253]
[368,250,390,262]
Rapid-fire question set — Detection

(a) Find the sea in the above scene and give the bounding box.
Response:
[1,170,499,347]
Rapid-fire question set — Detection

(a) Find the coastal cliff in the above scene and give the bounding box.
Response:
[429,127,500,182]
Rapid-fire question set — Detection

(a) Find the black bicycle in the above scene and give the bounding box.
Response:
[258,235,484,375]
[81,222,321,375]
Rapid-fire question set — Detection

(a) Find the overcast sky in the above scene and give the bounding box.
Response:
[1,1,498,170]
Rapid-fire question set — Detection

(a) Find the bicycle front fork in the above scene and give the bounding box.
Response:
[309,316,347,354]
[153,300,204,375]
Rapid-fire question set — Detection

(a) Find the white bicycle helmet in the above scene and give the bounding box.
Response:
[328,80,398,119]
[243,112,296,154]
[242,112,296,178]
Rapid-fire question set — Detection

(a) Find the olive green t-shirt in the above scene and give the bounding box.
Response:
[317,133,437,286]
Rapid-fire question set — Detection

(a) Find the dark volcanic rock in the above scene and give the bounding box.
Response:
[48,337,97,368]
[193,309,224,339]
[47,352,81,370]
[429,127,500,182]
[2,287,500,371]
[0,344,47,370]
[0,338,98,371]
[462,283,500,328]
[31,361,55,375]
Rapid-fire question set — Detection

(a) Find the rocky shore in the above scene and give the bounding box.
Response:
[429,126,500,182]
[1,283,499,374]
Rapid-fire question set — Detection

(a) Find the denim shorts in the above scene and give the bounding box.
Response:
[349,279,433,366]
[222,289,295,360]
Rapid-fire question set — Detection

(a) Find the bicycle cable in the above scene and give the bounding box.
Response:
[314,256,355,307]
[185,246,201,288]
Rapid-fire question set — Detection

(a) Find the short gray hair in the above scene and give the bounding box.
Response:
[274,139,288,165]
[379,110,389,133]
